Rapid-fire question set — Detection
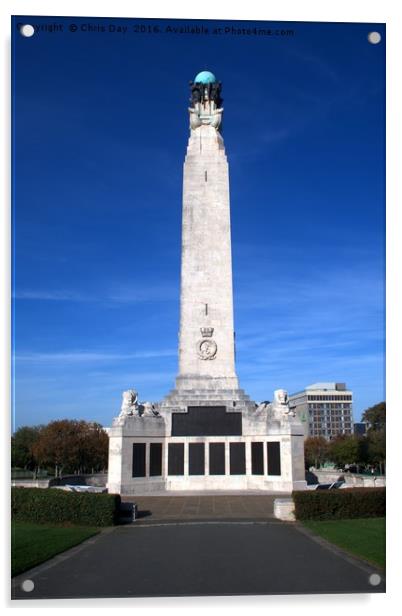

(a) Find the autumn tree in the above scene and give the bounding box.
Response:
[304,436,329,469]
[31,419,109,476]
[73,421,109,473]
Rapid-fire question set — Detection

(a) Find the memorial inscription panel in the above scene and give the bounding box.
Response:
[172,406,242,436]
[150,443,163,476]
[132,443,146,478]
[209,442,225,475]
[168,443,185,475]
[189,443,205,475]
[267,441,281,476]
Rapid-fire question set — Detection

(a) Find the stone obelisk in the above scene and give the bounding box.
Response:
[177,72,238,392]
[163,70,252,409]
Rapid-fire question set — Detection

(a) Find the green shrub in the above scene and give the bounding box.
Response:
[11,488,121,526]
[292,488,385,520]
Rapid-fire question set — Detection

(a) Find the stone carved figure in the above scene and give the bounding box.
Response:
[255,390,295,420]
[209,109,223,129]
[272,389,295,417]
[117,391,160,420]
[210,82,222,107]
[189,81,222,108]
[189,107,203,130]
[119,389,139,417]
[188,80,224,131]
[274,389,289,406]
[141,401,159,417]
[190,82,202,107]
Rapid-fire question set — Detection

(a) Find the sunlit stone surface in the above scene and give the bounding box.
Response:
[107,72,307,495]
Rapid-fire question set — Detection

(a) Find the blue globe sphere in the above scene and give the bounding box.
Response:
[194,70,216,84]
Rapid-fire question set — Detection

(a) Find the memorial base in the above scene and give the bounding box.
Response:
[107,402,307,495]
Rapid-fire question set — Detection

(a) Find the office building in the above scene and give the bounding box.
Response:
[289,383,353,440]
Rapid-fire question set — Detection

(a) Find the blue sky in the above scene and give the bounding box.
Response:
[12,16,385,429]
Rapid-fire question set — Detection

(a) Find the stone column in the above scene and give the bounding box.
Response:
[177,123,239,392]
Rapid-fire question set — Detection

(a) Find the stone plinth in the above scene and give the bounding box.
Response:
[274,498,296,521]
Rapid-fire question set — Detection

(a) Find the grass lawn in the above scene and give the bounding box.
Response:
[11,522,100,577]
[302,517,385,569]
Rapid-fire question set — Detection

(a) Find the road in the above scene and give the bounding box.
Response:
[12,518,385,599]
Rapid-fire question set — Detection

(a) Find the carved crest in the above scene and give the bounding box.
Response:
[197,338,217,360]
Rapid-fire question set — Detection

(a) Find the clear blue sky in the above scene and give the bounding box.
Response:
[12,16,385,429]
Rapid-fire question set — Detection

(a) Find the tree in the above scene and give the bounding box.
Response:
[304,436,329,469]
[361,401,386,431]
[72,421,109,473]
[87,423,109,471]
[328,435,360,468]
[31,419,109,476]
[366,430,386,473]
[356,436,370,466]
[11,425,44,470]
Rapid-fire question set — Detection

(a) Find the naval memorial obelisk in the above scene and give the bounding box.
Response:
[163,70,251,409]
[107,71,306,495]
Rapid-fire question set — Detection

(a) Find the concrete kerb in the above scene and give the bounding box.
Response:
[132,518,286,527]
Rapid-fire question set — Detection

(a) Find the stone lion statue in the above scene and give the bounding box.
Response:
[119,389,139,417]
[116,389,160,421]
[274,389,288,406]
[272,389,295,417]
[141,401,159,417]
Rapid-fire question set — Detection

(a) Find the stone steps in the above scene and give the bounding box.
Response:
[162,389,252,401]
[158,386,257,415]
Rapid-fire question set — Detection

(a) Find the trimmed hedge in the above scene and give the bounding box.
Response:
[11,488,121,526]
[292,488,385,520]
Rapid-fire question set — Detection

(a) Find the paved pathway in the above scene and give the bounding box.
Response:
[12,517,385,599]
[125,493,282,521]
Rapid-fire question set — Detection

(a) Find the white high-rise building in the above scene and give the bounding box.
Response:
[289,383,353,440]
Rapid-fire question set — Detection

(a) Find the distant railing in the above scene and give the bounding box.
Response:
[11,469,50,480]
[11,472,107,489]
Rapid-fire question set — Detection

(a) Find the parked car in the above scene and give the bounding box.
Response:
[315,483,332,490]
[330,481,344,489]
[309,481,345,490]
[51,485,107,493]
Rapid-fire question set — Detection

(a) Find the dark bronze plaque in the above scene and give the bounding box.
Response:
[150,443,162,476]
[251,442,264,475]
[209,442,225,475]
[132,443,146,478]
[189,443,205,475]
[172,406,242,436]
[267,441,281,476]
[168,443,184,475]
[230,442,246,475]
